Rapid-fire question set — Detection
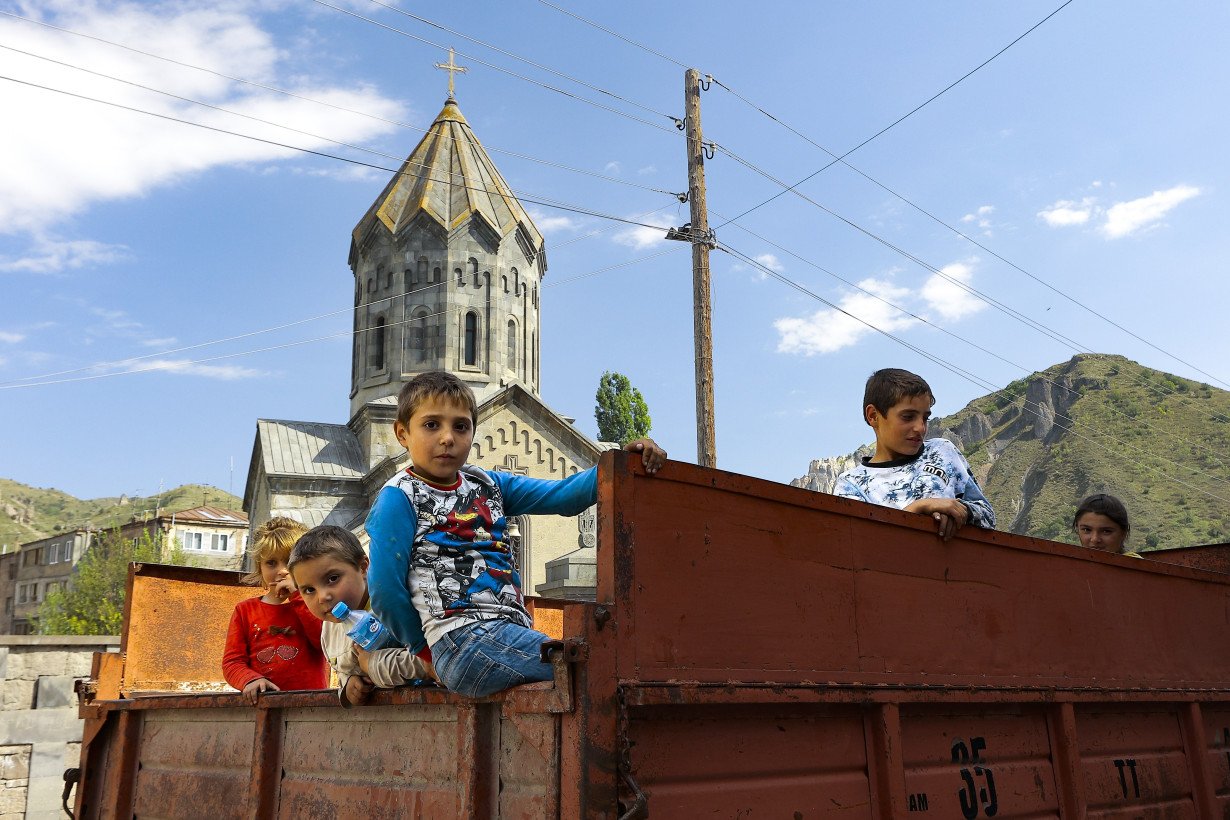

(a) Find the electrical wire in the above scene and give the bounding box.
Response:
[532,0,689,70]
[0,248,682,390]
[712,210,1230,469]
[721,243,1230,504]
[714,0,1077,226]
[0,41,682,200]
[0,73,674,236]
[311,0,681,135]
[359,0,676,122]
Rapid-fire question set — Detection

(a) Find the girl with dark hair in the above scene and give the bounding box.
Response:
[1073,494,1131,554]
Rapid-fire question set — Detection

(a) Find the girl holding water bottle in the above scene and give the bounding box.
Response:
[289,525,437,706]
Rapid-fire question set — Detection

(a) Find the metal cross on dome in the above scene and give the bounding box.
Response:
[434,47,468,98]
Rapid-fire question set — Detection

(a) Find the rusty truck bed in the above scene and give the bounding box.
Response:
[75,451,1230,818]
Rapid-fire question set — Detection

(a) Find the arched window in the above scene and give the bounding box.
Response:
[371,317,386,370]
[512,267,520,295]
[464,312,478,366]
[411,308,429,363]
[455,267,463,285]
[501,275,509,293]
[386,270,394,289]
[433,266,441,283]
[532,331,537,383]
[507,319,517,370]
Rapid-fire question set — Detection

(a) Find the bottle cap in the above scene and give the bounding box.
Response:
[331,602,351,618]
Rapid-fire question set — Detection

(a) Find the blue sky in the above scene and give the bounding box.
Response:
[1,0,1226,502]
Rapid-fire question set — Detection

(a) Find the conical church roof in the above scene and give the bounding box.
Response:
[352,97,544,255]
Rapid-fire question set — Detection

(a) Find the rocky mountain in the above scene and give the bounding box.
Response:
[0,481,243,553]
[791,354,1230,551]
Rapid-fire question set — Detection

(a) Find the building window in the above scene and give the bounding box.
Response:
[370,317,386,370]
[532,331,537,383]
[512,267,520,295]
[17,585,27,604]
[433,266,441,283]
[4,597,10,614]
[464,312,478,366]
[507,319,517,370]
[410,308,430,363]
[48,543,58,564]
[183,532,203,551]
[501,275,509,293]
[210,533,230,552]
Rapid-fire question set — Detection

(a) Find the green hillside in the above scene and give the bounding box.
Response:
[0,481,243,552]
[939,354,1230,550]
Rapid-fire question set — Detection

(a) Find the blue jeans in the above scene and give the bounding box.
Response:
[432,620,553,697]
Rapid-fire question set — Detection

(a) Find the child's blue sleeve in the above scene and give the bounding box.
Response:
[493,466,598,517]
[957,469,996,529]
[365,486,428,653]
[832,475,867,501]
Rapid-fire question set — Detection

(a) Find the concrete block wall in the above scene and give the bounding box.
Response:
[0,636,118,820]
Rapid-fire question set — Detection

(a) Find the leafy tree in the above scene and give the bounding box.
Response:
[595,370,652,445]
[37,528,194,635]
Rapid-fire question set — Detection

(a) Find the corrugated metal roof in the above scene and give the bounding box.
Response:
[170,506,248,525]
[257,420,365,478]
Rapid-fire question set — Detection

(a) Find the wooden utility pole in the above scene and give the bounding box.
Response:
[683,68,717,468]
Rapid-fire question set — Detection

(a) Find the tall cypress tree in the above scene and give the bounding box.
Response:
[595,371,652,445]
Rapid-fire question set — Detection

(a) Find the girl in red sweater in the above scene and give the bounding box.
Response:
[222,517,327,703]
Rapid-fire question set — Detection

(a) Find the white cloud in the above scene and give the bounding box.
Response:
[104,357,263,380]
[526,208,579,234]
[1101,185,1200,239]
[612,216,671,250]
[141,337,178,348]
[0,235,128,273]
[774,278,917,355]
[920,261,985,322]
[1038,198,1095,227]
[603,161,622,175]
[0,331,24,343]
[959,204,995,236]
[636,165,657,176]
[754,253,784,273]
[0,2,406,236]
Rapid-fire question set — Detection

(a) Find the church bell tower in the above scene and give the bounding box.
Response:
[347,65,546,439]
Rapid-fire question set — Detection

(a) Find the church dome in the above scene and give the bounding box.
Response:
[352,97,544,255]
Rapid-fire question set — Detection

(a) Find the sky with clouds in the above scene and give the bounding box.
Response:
[0,0,1227,507]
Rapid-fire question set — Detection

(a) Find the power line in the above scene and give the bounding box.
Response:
[0,41,682,201]
[714,0,1076,226]
[713,148,1230,424]
[359,0,677,122]
[721,243,1230,504]
[532,0,689,70]
[0,73,675,237]
[311,0,681,135]
[0,249,682,390]
[713,211,1230,469]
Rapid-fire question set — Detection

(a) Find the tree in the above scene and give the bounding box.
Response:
[595,370,652,445]
[37,528,193,635]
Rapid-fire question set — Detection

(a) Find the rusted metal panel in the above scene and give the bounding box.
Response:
[1076,705,1197,817]
[600,451,1230,690]
[626,702,872,816]
[129,710,254,819]
[122,563,261,693]
[1151,543,1230,575]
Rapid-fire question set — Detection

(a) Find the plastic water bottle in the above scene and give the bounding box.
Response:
[331,602,395,651]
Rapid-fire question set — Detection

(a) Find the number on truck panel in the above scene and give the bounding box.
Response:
[952,736,998,819]
[1113,759,1141,799]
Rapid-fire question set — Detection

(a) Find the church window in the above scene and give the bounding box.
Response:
[469,258,479,278]
[417,259,428,287]
[464,312,478,366]
[433,266,442,283]
[366,277,373,295]
[455,267,463,285]
[512,267,520,295]
[386,270,394,289]
[532,331,538,383]
[507,319,517,370]
[411,307,429,363]
[371,316,386,370]
[501,275,509,293]
[532,285,538,308]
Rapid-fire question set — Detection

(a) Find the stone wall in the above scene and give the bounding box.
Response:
[0,636,119,820]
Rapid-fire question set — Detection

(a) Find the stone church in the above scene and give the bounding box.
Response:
[243,92,603,599]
